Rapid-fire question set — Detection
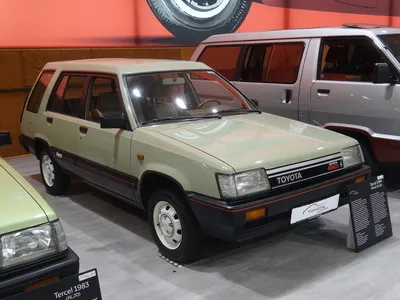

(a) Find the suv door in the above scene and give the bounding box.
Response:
[234,40,309,120]
[310,36,400,137]
[76,75,137,202]
[45,73,88,172]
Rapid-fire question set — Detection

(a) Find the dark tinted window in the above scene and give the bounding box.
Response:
[197,46,242,80]
[87,77,123,123]
[240,42,304,84]
[47,75,87,118]
[319,38,385,82]
[26,71,55,113]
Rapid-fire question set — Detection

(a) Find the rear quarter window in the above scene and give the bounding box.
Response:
[197,45,242,81]
[25,70,55,113]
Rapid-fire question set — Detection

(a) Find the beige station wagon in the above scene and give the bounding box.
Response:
[20,58,370,263]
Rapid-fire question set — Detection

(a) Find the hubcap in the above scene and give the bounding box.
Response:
[41,155,55,187]
[153,200,182,250]
[171,0,231,19]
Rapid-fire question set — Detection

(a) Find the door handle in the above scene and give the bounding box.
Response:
[46,117,53,124]
[79,126,88,134]
[317,89,330,97]
[280,89,293,104]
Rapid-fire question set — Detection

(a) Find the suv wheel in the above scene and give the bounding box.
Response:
[148,189,204,264]
[146,0,252,43]
[40,149,70,195]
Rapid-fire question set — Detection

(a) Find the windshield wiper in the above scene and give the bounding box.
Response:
[207,108,262,116]
[142,114,221,125]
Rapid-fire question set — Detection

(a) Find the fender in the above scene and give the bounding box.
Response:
[138,163,192,193]
[324,122,400,164]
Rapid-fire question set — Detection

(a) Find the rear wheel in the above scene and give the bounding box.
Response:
[146,0,252,43]
[148,189,204,264]
[40,149,70,195]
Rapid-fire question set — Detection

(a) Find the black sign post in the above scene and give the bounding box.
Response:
[5,269,102,300]
[347,175,393,253]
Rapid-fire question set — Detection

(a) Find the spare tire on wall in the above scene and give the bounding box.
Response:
[147,0,252,44]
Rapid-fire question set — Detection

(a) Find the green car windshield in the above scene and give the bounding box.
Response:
[125,70,258,126]
[379,34,400,62]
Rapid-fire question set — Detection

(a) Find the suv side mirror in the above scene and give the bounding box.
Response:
[373,63,390,84]
[0,132,12,147]
[100,115,126,129]
[250,99,259,107]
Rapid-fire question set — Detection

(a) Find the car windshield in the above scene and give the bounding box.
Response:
[379,34,400,62]
[125,70,258,125]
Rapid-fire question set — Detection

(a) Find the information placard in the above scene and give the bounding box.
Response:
[5,269,102,300]
[348,175,393,253]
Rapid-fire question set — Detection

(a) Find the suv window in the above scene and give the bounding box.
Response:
[87,77,123,123]
[47,74,88,118]
[197,46,242,81]
[240,42,304,84]
[26,70,55,113]
[319,37,385,82]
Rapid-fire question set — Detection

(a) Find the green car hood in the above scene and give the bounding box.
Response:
[148,113,357,172]
[0,158,57,235]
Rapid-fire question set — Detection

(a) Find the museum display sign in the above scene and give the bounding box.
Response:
[347,175,393,253]
[4,269,102,300]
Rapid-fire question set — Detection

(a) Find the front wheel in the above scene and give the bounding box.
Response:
[148,189,204,264]
[147,0,252,43]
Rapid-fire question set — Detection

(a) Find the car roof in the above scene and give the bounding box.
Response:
[201,25,400,44]
[44,58,212,75]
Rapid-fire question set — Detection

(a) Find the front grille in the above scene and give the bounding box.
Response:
[267,153,344,190]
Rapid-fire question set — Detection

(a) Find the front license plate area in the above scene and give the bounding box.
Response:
[290,194,340,224]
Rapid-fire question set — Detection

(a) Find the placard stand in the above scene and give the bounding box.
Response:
[346,175,393,253]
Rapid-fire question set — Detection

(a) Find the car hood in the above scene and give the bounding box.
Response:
[146,113,357,172]
[0,158,57,235]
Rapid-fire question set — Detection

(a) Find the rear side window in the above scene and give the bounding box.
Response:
[47,74,88,119]
[197,46,242,80]
[240,42,305,84]
[87,77,123,123]
[26,70,55,113]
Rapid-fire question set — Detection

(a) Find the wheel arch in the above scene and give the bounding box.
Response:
[138,169,190,211]
[324,123,377,159]
[33,136,50,160]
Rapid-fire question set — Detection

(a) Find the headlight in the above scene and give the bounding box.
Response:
[217,169,271,199]
[0,220,68,269]
[342,145,364,168]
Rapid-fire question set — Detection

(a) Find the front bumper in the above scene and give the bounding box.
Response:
[0,247,79,298]
[189,165,371,242]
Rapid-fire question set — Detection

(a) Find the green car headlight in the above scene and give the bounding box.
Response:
[217,169,271,199]
[0,220,68,269]
[342,145,365,168]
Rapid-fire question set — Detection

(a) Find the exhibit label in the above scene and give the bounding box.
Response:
[348,175,393,253]
[5,269,102,300]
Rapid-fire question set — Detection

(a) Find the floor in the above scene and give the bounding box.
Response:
[6,155,400,300]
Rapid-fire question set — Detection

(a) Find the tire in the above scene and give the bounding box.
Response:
[147,0,252,43]
[148,189,204,264]
[40,149,70,196]
[359,142,380,176]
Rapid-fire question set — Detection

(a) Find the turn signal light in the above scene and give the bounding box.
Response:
[355,176,366,184]
[246,208,266,221]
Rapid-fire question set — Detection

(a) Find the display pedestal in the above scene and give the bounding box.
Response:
[346,175,393,253]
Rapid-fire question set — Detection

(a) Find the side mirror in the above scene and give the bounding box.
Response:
[100,115,126,129]
[0,132,12,147]
[373,63,390,84]
[250,99,259,107]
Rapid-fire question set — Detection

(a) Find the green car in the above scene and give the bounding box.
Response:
[0,132,79,298]
[19,59,370,264]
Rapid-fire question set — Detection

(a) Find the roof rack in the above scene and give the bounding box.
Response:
[342,23,383,29]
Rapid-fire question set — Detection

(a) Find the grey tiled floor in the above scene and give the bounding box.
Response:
[6,155,400,300]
